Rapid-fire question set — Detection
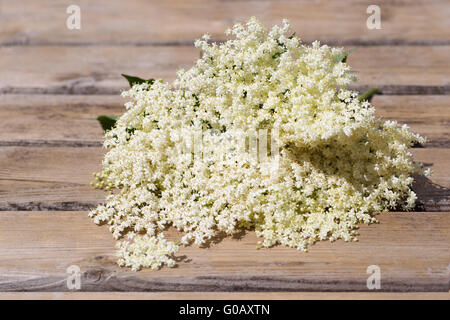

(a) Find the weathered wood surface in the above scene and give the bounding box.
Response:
[0,211,448,292]
[1,0,449,46]
[1,46,449,95]
[0,0,449,296]
[0,95,121,146]
[0,147,104,210]
[1,292,449,300]
[1,95,448,147]
[0,146,448,211]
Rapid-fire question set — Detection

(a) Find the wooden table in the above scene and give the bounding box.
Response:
[0,0,448,299]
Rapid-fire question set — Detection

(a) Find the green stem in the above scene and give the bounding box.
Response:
[358,88,379,102]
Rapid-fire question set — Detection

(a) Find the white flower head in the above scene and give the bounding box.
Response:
[90,18,428,270]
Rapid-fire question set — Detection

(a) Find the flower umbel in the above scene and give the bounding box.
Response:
[89,18,428,270]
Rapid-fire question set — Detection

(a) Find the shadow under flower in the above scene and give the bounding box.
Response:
[412,172,450,212]
[199,229,248,249]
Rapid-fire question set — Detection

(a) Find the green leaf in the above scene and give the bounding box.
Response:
[337,46,359,63]
[358,88,379,102]
[121,74,155,87]
[96,115,118,132]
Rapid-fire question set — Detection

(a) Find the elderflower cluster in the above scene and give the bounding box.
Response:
[89,18,428,271]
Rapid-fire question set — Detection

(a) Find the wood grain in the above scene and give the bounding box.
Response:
[0,292,449,300]
[0,95,121,145]
[0,211,448,292]
[0,147,104,210]
[1,0,449,46]
[0,46,449,95]
[0,147,448,211]
[0,0,449,295]
[373,95,450,148]
[1,94,448,147]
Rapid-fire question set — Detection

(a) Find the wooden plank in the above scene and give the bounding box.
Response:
[0,292,449,300]
[0,147,104,210]
[373,95,450,148]
[1,0,449,45]
[0,45,449,95]
[0,45,198,94]
[0,95,121,146]
[0,147,448,211]
[0,211,448,291]
[410,148,450,212]
[1,94,448,147]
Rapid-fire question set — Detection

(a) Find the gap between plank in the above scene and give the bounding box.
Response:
[0,201,98,211]
[0,199,446,212]
[0,140,447,148]
[0,140,102,148]
[2,85,450,96]
[2,39,450,47]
